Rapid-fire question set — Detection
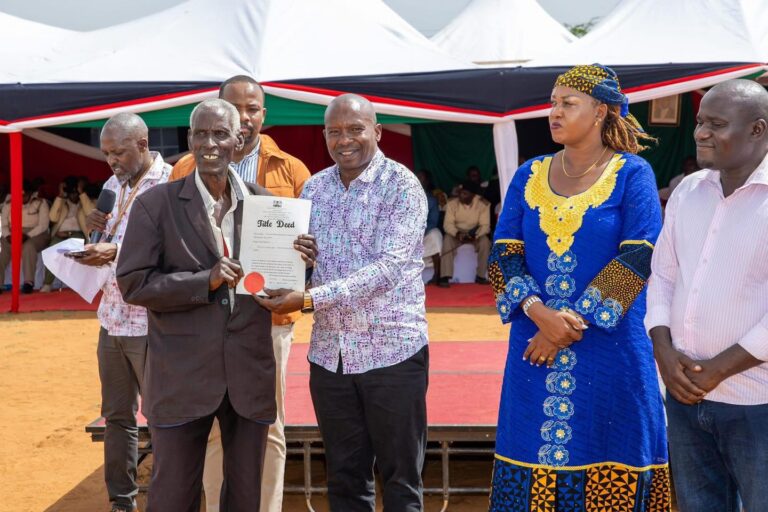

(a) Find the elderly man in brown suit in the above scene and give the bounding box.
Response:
[116,99,315,512]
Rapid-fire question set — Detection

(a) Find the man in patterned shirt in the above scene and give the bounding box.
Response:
[81,113,171,512]
[257,94,429,511]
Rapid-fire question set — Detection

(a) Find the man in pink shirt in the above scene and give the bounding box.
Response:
[646,80,768,512]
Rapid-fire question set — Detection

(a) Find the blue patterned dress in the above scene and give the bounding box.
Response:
[488,153,671,511]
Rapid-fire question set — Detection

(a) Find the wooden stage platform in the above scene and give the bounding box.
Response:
[87,340,506,510]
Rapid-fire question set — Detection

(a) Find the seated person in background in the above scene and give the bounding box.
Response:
[439,180,491,287]
[0,180,50,294]
[659,155,699,205]
[85,182,103,202]
[451,165,487,197]
[41,176,95,292]
[415,170,443,284]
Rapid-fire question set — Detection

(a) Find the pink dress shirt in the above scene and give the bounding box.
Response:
[645,152,768,405]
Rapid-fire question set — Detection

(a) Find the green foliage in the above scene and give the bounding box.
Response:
[566,17,599,38]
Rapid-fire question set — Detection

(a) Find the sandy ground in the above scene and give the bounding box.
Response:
[0,308,505,512]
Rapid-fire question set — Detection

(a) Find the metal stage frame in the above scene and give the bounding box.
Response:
[86,419,496,511]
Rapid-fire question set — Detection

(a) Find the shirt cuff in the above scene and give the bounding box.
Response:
[309,284,341,311]
[644,303,671,335]
[739,321,768,362]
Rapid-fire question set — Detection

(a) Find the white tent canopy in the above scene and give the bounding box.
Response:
[432,0,575,65]
[0,13,80,83]
[8,0,472,84]
[527,0,768,67]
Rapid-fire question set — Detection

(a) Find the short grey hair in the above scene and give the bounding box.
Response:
[101,112,148,140]
[189,98,241,134]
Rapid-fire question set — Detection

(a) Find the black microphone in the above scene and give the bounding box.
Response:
[89,189,116,244]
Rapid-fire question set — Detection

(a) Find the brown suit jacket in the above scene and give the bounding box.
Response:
[116,172,275,425]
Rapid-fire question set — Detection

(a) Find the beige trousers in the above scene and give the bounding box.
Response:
[440,234,491,279]
[202,323,294,511]
[0,231,49,285]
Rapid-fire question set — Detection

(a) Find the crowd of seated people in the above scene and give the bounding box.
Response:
[0,176,102,293]
[416,166,497,287]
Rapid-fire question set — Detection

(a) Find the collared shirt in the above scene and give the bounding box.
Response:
[443,195,491,238]
[194,167,249,311]
[58,199,81,232]
[98,152,171,336]
[1,196,49,237]
[646,152,768,405]
[231,137,261,184]
[301,150,429,374]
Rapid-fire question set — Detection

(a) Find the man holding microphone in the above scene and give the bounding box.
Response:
[81,112,171,512]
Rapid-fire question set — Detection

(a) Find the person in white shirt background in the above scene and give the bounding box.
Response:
[646,79,768,512]
[0,180,50,294]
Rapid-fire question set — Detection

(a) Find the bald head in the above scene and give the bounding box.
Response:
[323,94,382,176]
[695,79,768,174]
[190,98,240,134]
[707,79,768,120]
[325,94,377,125]
[100,113,151,184]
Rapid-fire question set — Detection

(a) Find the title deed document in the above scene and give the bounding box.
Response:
[236,195,312,296]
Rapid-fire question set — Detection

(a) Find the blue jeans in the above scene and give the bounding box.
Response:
[666,393,768,512]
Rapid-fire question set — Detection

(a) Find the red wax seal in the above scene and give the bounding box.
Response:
[244,272,265,294]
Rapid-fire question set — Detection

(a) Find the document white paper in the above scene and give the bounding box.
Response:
[41,238,111,303]
[236,195,312,296]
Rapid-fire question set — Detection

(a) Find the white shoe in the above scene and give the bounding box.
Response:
[40,284,52,293]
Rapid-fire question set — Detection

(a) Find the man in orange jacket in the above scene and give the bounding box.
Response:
[170,75,310,512]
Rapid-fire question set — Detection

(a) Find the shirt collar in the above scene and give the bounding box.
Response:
[194,166,248,213]
[125,152,166,191]
[701,151,768,189]
[334,150,385,186]
[238,136,261,163]
[745,151,768,187]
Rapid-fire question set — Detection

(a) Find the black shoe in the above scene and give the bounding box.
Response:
[109,504,137,512]
[475,277,489,285]
[437,277,451,288]
[21,282,34,294]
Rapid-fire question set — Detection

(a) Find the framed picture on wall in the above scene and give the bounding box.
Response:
[649,94,681,126]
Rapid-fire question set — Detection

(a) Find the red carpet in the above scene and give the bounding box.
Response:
[0,289,98,313]
[285,341,505,426]
[424,283,495,308]
[90,341,506,429]
[4,284,494,313]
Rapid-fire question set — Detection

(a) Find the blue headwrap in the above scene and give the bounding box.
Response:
[555,64,631,117]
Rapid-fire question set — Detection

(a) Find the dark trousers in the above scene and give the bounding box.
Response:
[97,328,147,511]
[310,346,429,512]
[146,393,269,512]
[666,393,768,512]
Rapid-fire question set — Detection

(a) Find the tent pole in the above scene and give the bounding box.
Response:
[9,132,23,313]
[492,121,518,206]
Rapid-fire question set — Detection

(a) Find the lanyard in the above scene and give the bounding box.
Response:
[107,172,147,241]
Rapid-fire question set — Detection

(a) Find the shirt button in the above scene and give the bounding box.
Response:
[221,298,229,306]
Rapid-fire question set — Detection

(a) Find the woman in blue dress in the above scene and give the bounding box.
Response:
[488,64,671,511]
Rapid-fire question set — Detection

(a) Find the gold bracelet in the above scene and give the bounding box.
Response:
[301,291,314,313]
